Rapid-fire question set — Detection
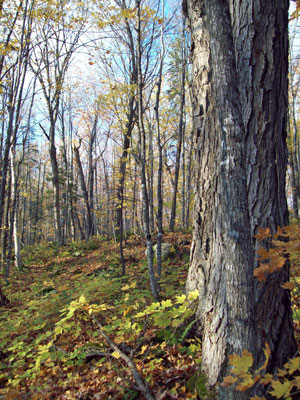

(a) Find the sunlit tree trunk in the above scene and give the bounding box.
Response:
[10,148,22,270]
[184,128,194,229]
[154,0,165,277]
[136,0,159,300]
[185,0,296,397]
[169,22,186,232]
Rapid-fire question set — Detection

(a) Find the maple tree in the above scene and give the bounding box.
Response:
[0,1,300,399]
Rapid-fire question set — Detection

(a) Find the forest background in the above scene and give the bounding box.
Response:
[1,0,300,399]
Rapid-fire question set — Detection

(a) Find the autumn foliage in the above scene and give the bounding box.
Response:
[223,225,300,399]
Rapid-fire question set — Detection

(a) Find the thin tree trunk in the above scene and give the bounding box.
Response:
[184,129,194,229]
[169,20,186,231]
[1,170,11,273]
[154,2,165,278]
[32,162,41,244]
[10,148,22,270]
[291,97,300,218]
[88,115,98,237]
[148,122,154,233]
[73,141,93,239]
[181,116,186,229]
[49,121,63,245]
[136,0,159,301]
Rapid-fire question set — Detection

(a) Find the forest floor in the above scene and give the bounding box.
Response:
[0,230,300,399]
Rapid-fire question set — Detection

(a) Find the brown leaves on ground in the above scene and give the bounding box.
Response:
[0,232,197,400]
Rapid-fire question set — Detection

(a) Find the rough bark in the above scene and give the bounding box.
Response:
[229,0,296,372]
[186,1,255,396]
[185,0,296,397]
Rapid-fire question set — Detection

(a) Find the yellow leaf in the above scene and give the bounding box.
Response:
[121,281,137,291]
[260,373,273,385]
[79,295,86,304]
[286,357,300,375]
[236,374,257,391]
[176,294,186,304]
[221,375,238,387]
[255,227,271,240]
[288,241,300,252]
[269,380,292,398]
[293,375,300,389]
[281,281,296,290]
[257,247,270,259]
[111,351,121,359]
[270,255,285,272]
[229,350,253,375]
[187,290,199,301]
[256,343,270,373]
[253,264,270,281]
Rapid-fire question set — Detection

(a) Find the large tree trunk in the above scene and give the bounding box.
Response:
[185,0,296,397]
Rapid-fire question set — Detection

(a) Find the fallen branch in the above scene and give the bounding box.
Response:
[91,313,157,400]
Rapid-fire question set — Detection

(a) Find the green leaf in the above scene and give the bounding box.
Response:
[161,299,172,309]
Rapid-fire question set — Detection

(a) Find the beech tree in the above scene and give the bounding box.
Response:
[185,0,296,398]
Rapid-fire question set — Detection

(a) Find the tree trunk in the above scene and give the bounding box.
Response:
[49,124,63,246]
[291,96,300,218]
[154,4,165,277]
[1,170,11,273]
[10,148,22,270]
[88,115,97,237]
[116,103,135,274]
[185,0,296,397]
[73,142,93,239]
[169,49,186,231]
[136,0,159,301]
[184,128,194,229]
[0,285,9,306]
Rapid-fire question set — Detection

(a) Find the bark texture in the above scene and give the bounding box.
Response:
[186,0,296,397]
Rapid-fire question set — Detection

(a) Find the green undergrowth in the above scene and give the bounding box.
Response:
[0,233,209,399]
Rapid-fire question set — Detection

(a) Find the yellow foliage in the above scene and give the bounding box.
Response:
[228,350,253,375]
[269,380,292,399]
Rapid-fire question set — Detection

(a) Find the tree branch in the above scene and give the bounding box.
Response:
[91,313,157,400]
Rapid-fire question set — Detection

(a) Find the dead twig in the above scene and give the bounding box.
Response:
[91,313,157,400]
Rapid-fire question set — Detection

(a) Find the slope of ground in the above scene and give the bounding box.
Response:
[0,232,206,400]
[1,228,300,400]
